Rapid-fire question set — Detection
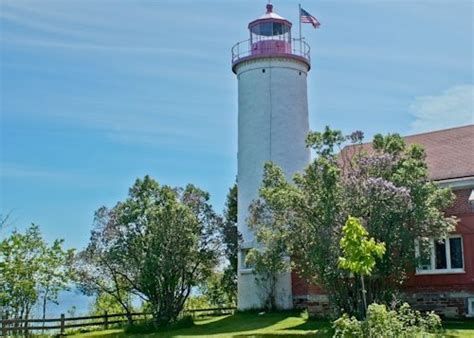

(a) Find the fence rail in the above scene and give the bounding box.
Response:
[1,307,236,336]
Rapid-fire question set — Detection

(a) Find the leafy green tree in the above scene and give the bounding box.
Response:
[200,271,228,307]
[249,127,456,315]
[220,184,240,305]
[107,176,222,326]
[0,225,43,322]
[89,292,131,316]
[38,239,74,325]
[0,224,72,325]
[74,207,137,324]
[246,164,293,310]
[338,216,385,315]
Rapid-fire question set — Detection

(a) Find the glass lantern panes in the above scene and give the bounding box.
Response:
[250,22,291,43]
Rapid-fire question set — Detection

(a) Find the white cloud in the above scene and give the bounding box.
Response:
[409,85,474,133]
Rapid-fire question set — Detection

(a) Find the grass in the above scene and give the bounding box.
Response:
[69,311,474,337]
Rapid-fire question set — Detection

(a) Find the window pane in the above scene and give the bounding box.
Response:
[435,239,447,269]
[273,22,283,35]
[259,23,273,36]
[449,237,463,269]
[419,251,432,270]
[418,241,432,270]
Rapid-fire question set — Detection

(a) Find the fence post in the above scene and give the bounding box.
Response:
[1,313,6,336]
[104,311,109,330]
[60,313,65,336]
[24,316,29,337]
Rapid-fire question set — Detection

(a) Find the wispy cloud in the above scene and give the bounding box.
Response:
[1,34,208,57]
[409,85,474,133]
[1,163,77,181]
[0,163,117,189]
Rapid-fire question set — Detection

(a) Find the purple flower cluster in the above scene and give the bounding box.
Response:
[358,154,395,172]
[365,177,411,205]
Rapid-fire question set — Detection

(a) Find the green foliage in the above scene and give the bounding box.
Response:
[249,126,456,316]
[220,184,240,305]
[89,292,131,316]
[200,271,231,307]
[0,224,73,321]
[74,206,136,322]
[81,176,222,327]
[332,313,364,337]
[246,163,300,310]
[184,295,212,310]
[338,216,386,276]
[333,302,442,337]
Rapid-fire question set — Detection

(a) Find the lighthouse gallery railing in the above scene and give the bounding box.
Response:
[231,38,311,65]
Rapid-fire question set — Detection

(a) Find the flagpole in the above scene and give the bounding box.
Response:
[298,3,302,53]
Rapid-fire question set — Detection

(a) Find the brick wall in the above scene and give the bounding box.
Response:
[403,290,473,318]
[445,188,473,216]
[292,186,474,318]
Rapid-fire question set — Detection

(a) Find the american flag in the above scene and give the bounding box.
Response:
[300,8,320,29]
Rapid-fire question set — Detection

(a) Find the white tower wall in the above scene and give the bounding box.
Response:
[236,57,310,310]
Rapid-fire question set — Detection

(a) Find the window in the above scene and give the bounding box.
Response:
[415,235,464,274]
[240,249,255,271]
[468,298,474,317]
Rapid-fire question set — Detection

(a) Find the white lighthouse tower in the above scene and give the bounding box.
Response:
[232,3,311,310]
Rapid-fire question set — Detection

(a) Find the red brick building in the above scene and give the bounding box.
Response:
[293,124,474,318]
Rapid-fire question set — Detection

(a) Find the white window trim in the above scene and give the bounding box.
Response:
[468,297,474,317]
[415,235,465,275]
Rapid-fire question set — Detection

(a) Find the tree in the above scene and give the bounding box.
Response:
[246,164,293,310]
[38,239,74,327]
[338,216,386,316]
[249,127,456,316]
[74,207,137,324]
[106,176,222,326]
[199,271,228,307]
[0,225,43,323]
[220,184,240,304]
[0,224,72,326]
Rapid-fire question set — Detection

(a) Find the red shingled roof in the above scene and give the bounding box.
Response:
[342,124,474,181]
[403,125,474,181]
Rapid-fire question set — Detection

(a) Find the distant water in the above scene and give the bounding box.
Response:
[30,288,93,319]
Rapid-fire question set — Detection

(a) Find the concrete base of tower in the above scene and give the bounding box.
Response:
[237,268,293,310]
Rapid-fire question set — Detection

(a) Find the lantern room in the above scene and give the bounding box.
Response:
[248,4,292,55]
[231,3,310,73]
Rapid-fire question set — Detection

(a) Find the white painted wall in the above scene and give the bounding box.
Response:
[235,57,310,310]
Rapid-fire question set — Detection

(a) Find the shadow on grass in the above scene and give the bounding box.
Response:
[81,311,333,337]
[440,318,474,337]
[443,318,474,330]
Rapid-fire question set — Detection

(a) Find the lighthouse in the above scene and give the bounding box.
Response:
[232,3,311,310]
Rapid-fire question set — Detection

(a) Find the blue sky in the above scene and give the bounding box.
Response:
[1,0,473,250]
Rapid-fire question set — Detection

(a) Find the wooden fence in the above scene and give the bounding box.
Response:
[1,307,236,336]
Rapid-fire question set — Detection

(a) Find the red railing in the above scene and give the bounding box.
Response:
[232,38,311,65]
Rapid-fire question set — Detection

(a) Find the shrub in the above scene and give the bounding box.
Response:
[333,302,442,337]
[333,313,364,337]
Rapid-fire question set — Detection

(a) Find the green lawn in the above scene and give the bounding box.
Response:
[69,311,474,337]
